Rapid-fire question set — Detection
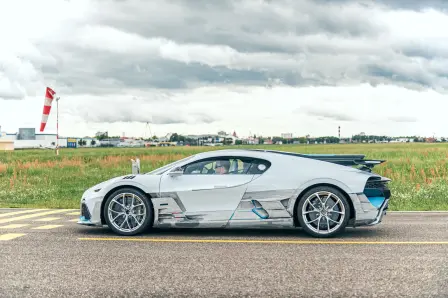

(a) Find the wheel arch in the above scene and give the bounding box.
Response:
[292,183,355,228]
[100,185,153,225]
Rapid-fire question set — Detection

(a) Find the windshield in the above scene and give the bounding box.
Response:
[145,155,196,175]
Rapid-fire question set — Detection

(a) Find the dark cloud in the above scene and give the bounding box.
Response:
[4,0,448,105]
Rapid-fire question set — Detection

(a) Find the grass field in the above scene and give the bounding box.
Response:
[1,143,448,211]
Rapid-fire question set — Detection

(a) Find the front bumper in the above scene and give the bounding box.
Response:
[77,193,104,227]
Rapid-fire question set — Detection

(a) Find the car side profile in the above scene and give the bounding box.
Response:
[78,149,391,238]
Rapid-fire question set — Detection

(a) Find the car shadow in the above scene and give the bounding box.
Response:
[76,225,386,239]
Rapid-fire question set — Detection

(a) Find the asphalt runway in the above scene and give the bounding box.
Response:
[0,208,447,297]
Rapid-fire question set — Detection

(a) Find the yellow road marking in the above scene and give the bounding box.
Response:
[0,209,46,218]
[77,238,448,245]
[34,217,61,222]
[0,224,30,229]
[0,233,26,241]
[32,225,64,230]
[65,211,80,215]
[0,209,72,224]
[69,218,79,222]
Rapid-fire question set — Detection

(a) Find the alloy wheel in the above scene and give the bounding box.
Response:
[107,192,147,233]
[301,191,346,235]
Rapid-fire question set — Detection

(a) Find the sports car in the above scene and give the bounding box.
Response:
[78,149,391,237]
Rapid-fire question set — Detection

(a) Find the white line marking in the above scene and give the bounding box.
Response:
[32,225,64,230]
[0,233,26,241]
[34,217,61,222]
[0,224,30,229]
[0,210,73,224]
[0,209,46,218]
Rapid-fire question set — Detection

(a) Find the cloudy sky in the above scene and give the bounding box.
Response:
[1,0,448,138]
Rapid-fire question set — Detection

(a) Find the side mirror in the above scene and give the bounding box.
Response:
[168,167,184,177]
[131,158,141,174]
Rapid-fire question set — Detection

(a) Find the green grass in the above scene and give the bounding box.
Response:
[1,143,448,210]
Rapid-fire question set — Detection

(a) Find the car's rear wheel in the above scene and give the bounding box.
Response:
[297,186,350,238]
[103,188,153,236]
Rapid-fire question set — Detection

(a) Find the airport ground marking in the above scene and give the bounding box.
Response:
[0,224,30,229]
[0,209,47,218]
[34,217,61,222]
[0,209,73,224]
[0,233,26,241]
[32,225,64,230]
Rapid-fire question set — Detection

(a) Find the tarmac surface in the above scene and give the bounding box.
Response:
[0,208,447,297]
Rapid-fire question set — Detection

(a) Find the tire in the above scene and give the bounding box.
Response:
[297,186,351,238]
[103,187,153,236]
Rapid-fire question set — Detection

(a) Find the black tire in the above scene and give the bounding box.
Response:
[296,185,351,238]
[103,187,153,236]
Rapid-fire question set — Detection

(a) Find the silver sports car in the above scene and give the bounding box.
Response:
[78,149,391,237]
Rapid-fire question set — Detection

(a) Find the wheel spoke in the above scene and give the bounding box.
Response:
[327,217,339,224]
[112,199,125,209]
[305,216,320,224]
[323,193,331,207]
[316,193,324,206]
[131,214,141,226]
[112,213,124,222]
[303,210,319,215]
[331,198,341,210]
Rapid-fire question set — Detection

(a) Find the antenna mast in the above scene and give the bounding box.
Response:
[144,122,153,140]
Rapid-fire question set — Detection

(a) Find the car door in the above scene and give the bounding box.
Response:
[159,156,255,227]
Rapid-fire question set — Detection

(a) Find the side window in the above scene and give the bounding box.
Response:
[183,159,217,174]
[247,159,271,174]
[181,157,255,175]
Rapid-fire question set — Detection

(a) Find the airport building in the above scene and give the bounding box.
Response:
[0,126,101,150]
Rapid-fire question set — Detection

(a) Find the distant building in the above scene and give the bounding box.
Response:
[0,139,14,151]
[18,128,36,140]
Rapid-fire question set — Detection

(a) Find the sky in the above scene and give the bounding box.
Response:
[1,0,448,139]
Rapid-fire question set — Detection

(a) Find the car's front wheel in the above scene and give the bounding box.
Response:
[297,186,350,238]
[103,188,153,236]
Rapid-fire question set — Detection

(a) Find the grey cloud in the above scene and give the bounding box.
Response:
[0,92,24,100]
[5,0,448,103]
[388,116,418,123]
[74,100,219,125]
[314,0,448,10]
[298,106,357,122]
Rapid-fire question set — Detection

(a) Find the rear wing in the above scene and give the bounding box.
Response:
[250,150,386,172]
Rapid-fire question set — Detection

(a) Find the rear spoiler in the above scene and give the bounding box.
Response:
[297,154,386,172]
[249,150,386,172]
